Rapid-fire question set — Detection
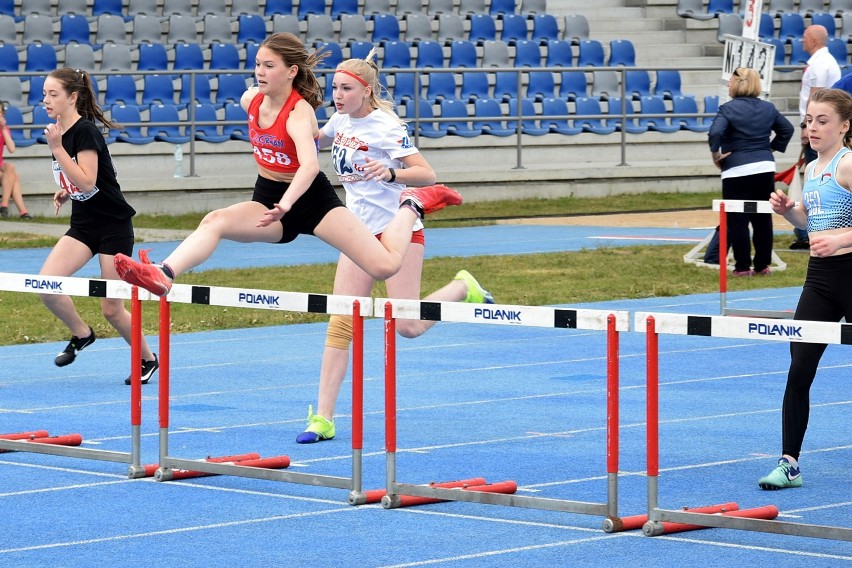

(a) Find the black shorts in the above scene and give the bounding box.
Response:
[251,171,345,243]
[66,219,135,256]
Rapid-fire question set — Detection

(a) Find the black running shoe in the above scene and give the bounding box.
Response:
[125,354,159,385]
[54,327,96,367]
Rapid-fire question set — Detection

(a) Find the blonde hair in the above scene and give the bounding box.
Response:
[336,46,405,127]
[729,67,762,98]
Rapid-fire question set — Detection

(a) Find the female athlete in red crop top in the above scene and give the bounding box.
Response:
[114,32,462,300]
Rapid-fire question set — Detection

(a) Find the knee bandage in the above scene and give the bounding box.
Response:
[325,315,353,350]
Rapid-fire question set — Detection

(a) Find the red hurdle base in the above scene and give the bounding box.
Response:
[143,454,290,480]
[364,477,488,505]
[372,479,518,508]
[612,502,740,532]
[0,430,51,440]
[25,434,83,446]
[650,505,779,535]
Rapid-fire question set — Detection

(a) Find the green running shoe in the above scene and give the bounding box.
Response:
[454,270,494,304]
[758,457,803,490]
[296,406,335,444]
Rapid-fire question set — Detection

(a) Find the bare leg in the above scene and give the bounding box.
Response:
[162,201,283,275]
[98,254,156,361]
[39,236,96,337]
[3,163,27,214]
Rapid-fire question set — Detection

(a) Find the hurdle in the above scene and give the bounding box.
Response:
[636,311,852,542]
[0,273,146,474]
[137,282,374,503]
[683,200,792,319]
[375,297,631,525]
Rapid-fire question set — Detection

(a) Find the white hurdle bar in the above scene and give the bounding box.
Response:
[0,272,145,474]
[147,282,375,503]
[712,199,792,319]
[376,297,632,524]
[635,311,852,542]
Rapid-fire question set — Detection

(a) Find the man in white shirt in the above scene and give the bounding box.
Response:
[793,24,841,249]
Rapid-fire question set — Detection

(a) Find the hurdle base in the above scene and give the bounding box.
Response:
[604,502,740,533]
[642,505,779,537]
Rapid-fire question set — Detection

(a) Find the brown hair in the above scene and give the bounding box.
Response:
[47,68,118,130]
[809,88,852,148]
[259,32,328,110]
[336,46,404,126]
[729,67,762,98]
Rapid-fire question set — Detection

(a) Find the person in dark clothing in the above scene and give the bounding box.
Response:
[708,67,794,276]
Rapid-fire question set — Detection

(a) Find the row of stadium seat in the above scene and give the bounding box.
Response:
[0,12,590,48]
[1,0,544,22]
[715,10,852,42]
[677,0,852,20]
[2,93,721,146]
[0,66,687,111]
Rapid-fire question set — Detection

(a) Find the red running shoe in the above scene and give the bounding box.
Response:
[114,249,173,296]
[399,184,462,218]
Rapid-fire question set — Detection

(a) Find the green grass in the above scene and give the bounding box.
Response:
[0,191,807,346]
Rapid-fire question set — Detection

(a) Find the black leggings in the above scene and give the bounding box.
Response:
[783,252,852,459]
[721,172,775,272]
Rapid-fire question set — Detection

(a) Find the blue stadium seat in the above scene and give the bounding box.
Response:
[544,39,573,67]
[383,41,412,68]
[608,39,636,67]
[371,13,400,43]
[460,71,490,101]
[3,105,37,148]
[577,39,605,67]
[59,14,91,45]
[330,0,359,19]
[426,72,457,102]
[778,13,805,41]
[141,74,177,107]
[439,99,482,137]
[31,104,51,144]
[448,40,478,68]
[0,43,18,73]
[468,14,497,44]
[671,95,710,133]
[104,75,140,108]
[573,97,617,134]
[531,14,560,44]
[223,102,249,141]
[173,43,205,72]
[264,0,293,17]
[489,0,515,16]
[349,41,372,61]
[245,41,260,68]
[209,42,241,71]
[390,70,417,104]
[216,73,249,106]
[606,97,647,134]
[513,39,541,67]
[403,98,443,137]
[638,95,680,133]
[92,0,124,18]
[758,12,775,39]
[654,70,683,99]
[237,14,267,45]
[499,13,528,44]
[179,74,213,106]
[297,0,326,20]
[315,42,343,69]
[540,97,582,135]
[191,103,231,143]
[706,0,734,15]
[789,38,808,65]
[493,71,519,102]
[25,43,57,73]
[558,71,587,101]
[828,37,848,66]
[111,104,155,144]
[526,71,555,101]
[27,76,46,108]
[136,42,169,71]
[810,12,836,37]
[472,98,515,136]
[149,103,191,143]
[507,98,550,135]
[415,40,445,68]
[625,69,652,99]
